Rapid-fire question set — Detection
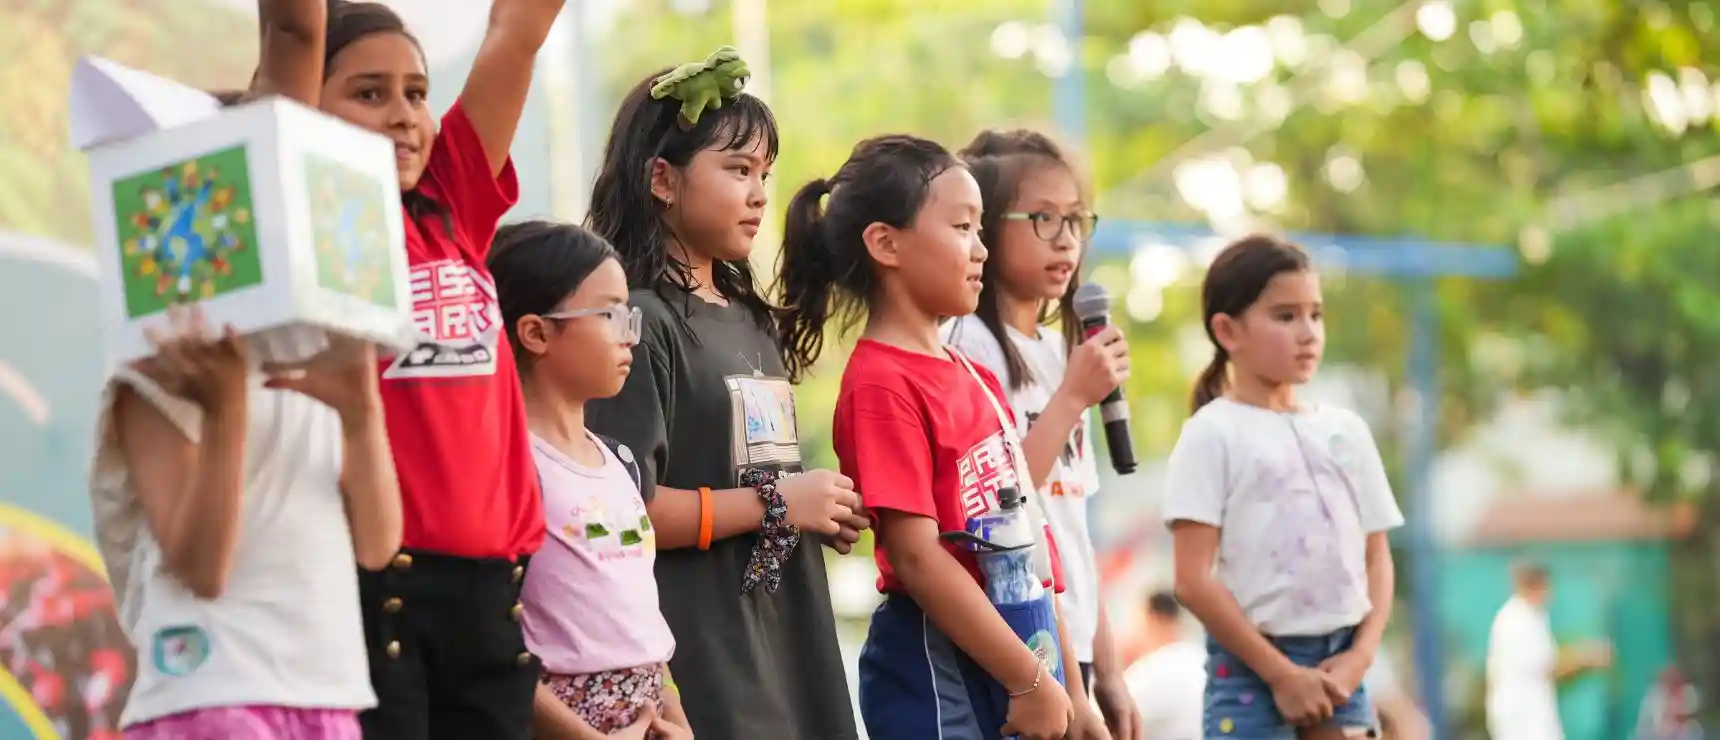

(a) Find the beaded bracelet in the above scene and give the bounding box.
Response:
[1006,660,1047,698]
[740,468,800,594]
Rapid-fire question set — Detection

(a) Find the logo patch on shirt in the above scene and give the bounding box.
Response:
[957,430,1020,519]
[151,625,211,676]
[1328,432,1353,469]
[382,258,501,379]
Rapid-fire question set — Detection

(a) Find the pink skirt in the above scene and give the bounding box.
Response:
[124,706,360,740]
[540,664,665,733]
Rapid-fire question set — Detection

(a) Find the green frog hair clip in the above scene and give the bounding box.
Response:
[650,46,752,130]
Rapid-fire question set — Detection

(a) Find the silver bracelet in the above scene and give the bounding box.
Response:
[1006,660,1047,698]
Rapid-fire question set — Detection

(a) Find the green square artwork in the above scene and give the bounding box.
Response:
[305,153,397,309]
[111,145,264,319]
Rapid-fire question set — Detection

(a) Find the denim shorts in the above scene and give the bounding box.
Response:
[1204,626,1378,738]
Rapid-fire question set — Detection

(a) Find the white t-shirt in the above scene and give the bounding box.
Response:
[1486,596,1563,740]
[1161,398,1404,637]
[944,316,1104,662]
[90,368,375,727]
[1125,640,1206,740]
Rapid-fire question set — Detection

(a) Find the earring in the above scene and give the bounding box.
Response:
[663,197,674,208]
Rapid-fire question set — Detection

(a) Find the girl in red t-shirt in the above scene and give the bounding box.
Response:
[776,135,1085,740]
[294,1,563,737]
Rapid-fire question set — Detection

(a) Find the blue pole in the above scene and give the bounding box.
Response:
[1407,279,1449,737]
[1053,0,1086,148]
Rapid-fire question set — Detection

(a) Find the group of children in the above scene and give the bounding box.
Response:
[83,2,1406,739]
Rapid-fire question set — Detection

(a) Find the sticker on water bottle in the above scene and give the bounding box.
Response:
[1026,629,1061,675]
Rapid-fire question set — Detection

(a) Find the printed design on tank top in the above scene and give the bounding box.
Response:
[1261,422,1365,618]
[957,430,1022,519]
[724,372,801,471]
[150,625,211,677]
[558,496,655,561]
[383,258,501,379]
[1024,410,1088,498]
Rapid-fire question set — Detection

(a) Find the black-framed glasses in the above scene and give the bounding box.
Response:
[1001,211,1099,242]
[542,304,643,343]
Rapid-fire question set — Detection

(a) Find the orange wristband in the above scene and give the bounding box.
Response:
[697,487,714,550]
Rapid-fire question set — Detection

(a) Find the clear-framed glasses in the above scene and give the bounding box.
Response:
[542,304,643,343]
[1001,210,1099,243]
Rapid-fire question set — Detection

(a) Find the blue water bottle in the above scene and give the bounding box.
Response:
[969,487,1045,606]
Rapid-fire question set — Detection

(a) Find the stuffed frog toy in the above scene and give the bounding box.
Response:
[650,45,752,129]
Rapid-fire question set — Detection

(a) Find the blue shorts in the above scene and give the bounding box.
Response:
[858,593,1065,740]
[1204,627,1378,739]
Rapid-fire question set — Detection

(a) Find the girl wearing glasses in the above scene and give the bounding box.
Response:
[488,220,691,740]
[943,129,1138,740]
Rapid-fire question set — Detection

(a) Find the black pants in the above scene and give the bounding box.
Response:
[358,550,538,740]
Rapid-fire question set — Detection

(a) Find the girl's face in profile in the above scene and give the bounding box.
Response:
[1222,270,1325,387]
[320,32,437,191]
[655,133,772,266]
[995,163,1085,303]
[522,259,638,401]
[892,168,988,319]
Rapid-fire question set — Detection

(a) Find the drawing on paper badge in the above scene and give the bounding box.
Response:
[112,146,263,319]
[305,154,397,309]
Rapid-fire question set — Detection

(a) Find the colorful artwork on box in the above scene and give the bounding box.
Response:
[305,154,397,310]
[111,146,263,319]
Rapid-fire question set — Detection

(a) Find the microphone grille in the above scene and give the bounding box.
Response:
[1071,282,1110,319]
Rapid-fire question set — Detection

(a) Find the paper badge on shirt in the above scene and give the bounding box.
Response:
[958,429,1022,519]
[383,258,501,379]
[726,374,801,473]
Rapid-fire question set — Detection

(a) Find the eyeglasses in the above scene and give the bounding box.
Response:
[1001,211,1099,243]
[541,304,643,343]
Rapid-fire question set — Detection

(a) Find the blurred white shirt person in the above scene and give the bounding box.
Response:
[1125,591,1204,740]
[1485,563,1610,740]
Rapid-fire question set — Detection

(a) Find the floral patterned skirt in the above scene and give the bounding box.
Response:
[540,664,665,734]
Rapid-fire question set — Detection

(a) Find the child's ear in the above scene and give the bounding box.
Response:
[1211,313,1242,354]
[862,222,902,269]
[648,158,680,207]
[515,316,552,355]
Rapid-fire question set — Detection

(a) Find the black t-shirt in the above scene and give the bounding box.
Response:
[587,289,858,740]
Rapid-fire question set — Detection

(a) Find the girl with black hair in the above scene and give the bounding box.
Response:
[582,49,864,740]
[944,129,1137,740]
[306,2,564,738]
[777,134,1078,740]
[488,221,691,740]
[90,2,402,738]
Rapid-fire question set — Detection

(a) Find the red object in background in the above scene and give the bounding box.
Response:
[1,544,135,739]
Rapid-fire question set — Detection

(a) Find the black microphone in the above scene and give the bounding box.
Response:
[1072,282,1137,475]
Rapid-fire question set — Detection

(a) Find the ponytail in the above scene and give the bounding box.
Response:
[1191,348,1229,411]
[777,178,838,383]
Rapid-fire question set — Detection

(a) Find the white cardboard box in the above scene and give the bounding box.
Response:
[77,59,413,364]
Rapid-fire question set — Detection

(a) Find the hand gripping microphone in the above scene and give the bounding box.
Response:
[1071,282,1138,475]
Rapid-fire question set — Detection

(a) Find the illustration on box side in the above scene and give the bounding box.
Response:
[111,145,264,319]
[304,153,398,310]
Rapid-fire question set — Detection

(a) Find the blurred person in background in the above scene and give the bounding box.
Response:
[1123,591,1203,740]
[1485,562,1612,740]
[1358,641,1427,740]
[1634,666,1703,740]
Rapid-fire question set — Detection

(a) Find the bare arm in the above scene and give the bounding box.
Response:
[1170,521,1298,684]
[882,510,1044,691]
[646,485,765,550]
[338,398,402,570]
[1350,533,1395,659]
[1091,602,1123,683]
[532,684,608,740]
[1056,595,1088,698]
[115,386,248,600]
[460,0,566,175]
[1018,391,1085,490]
[662,663,689,726]
[252,0,326,105]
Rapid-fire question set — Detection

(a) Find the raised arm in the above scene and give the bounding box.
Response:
[460,0,566,175]
[252,0,327,105]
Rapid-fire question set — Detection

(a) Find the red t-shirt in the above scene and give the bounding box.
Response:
[833,340,1064,595]
[376,102,544,558]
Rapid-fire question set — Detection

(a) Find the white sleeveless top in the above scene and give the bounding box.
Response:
[90,367,376,726]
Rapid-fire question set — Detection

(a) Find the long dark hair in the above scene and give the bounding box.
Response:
[586,68,780,337]
[776,135,964,383]
[488,220,620,359]
[954,129,1086,391]
[1193,234,1311,411]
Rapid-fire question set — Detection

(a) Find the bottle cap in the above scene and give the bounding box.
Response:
[997,486,1022,510]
